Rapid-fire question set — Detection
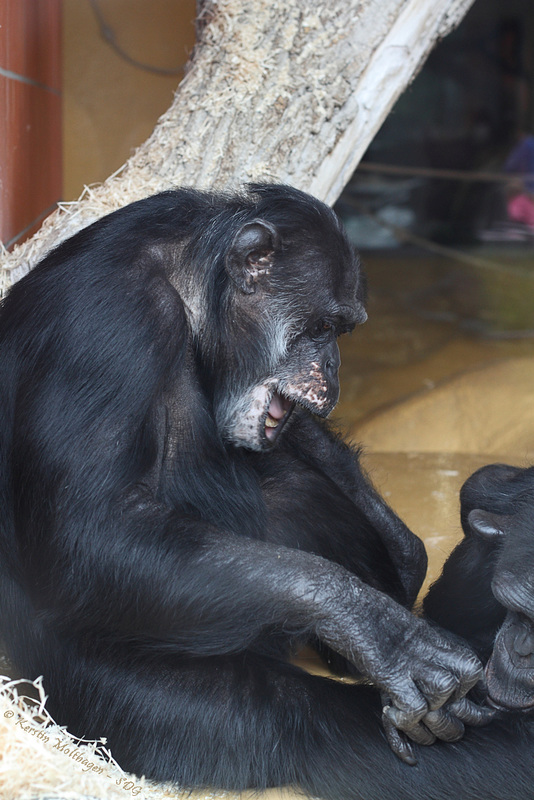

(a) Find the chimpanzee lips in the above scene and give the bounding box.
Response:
[265,392,294,442]
[484,611,534,713]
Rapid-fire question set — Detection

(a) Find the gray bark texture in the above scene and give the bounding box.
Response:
[0,0,475,291]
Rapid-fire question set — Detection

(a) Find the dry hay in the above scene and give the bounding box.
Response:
[0,170,161,299]
[0,675,226,800]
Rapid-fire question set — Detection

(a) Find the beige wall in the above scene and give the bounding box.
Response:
[62,0,196,201]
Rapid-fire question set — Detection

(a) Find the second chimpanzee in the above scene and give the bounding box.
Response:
[425,462,534,717]
[0,185,529,800]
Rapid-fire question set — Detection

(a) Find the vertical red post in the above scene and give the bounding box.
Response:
[0,0,62,249]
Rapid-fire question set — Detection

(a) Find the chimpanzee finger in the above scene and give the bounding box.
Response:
[383,682,428,729]
[448,696,496,726]
[449,652,485,697]
[383,705,436,746]
[381,707,418,765]
[421,708,465,742]
[415,671,459,711]
[419,695,495,743]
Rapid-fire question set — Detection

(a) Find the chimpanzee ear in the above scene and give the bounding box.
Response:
[226,219,281,294]
[467,509,508,540]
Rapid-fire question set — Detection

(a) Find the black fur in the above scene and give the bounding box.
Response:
[0,185,532,799]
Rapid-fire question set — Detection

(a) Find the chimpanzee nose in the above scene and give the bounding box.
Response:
[514,624,534,657]
[324,344,341,379]
[325,358,336,376]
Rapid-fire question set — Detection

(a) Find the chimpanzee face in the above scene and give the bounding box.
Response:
[217,213,366,451]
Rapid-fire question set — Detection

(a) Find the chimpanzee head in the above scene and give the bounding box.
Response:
[204,185,367,451]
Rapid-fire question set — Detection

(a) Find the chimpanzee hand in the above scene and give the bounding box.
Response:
[370,614,493,764]
[379,632,495,765]
[380,689,494,765]
[314,575,494,764]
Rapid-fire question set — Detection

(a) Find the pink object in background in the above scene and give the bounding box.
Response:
[507,193,534,229]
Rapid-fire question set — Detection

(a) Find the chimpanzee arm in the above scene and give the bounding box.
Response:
[283,410,427,607]
[39,493,489,748]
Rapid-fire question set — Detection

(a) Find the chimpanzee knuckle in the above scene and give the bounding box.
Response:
[384,685,428,727]
[455,654,484,692]
[417,670,458,709]
[383,704,419,733]
[431,641,483,688]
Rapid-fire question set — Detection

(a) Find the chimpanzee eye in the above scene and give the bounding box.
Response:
[310,319,334,339]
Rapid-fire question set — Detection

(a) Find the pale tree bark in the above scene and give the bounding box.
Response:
[0,0,475,291]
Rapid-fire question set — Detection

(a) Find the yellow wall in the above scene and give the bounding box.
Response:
[62,0,196,201]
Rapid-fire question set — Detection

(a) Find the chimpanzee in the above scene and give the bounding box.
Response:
[425,462,534,717]
[0,184,530,800]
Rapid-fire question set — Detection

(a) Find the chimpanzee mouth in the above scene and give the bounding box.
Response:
[264,392,294,443]
[484,612,534,714]
[485,693,534,714]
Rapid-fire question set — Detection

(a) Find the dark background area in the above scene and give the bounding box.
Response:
[336,0,534,248]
